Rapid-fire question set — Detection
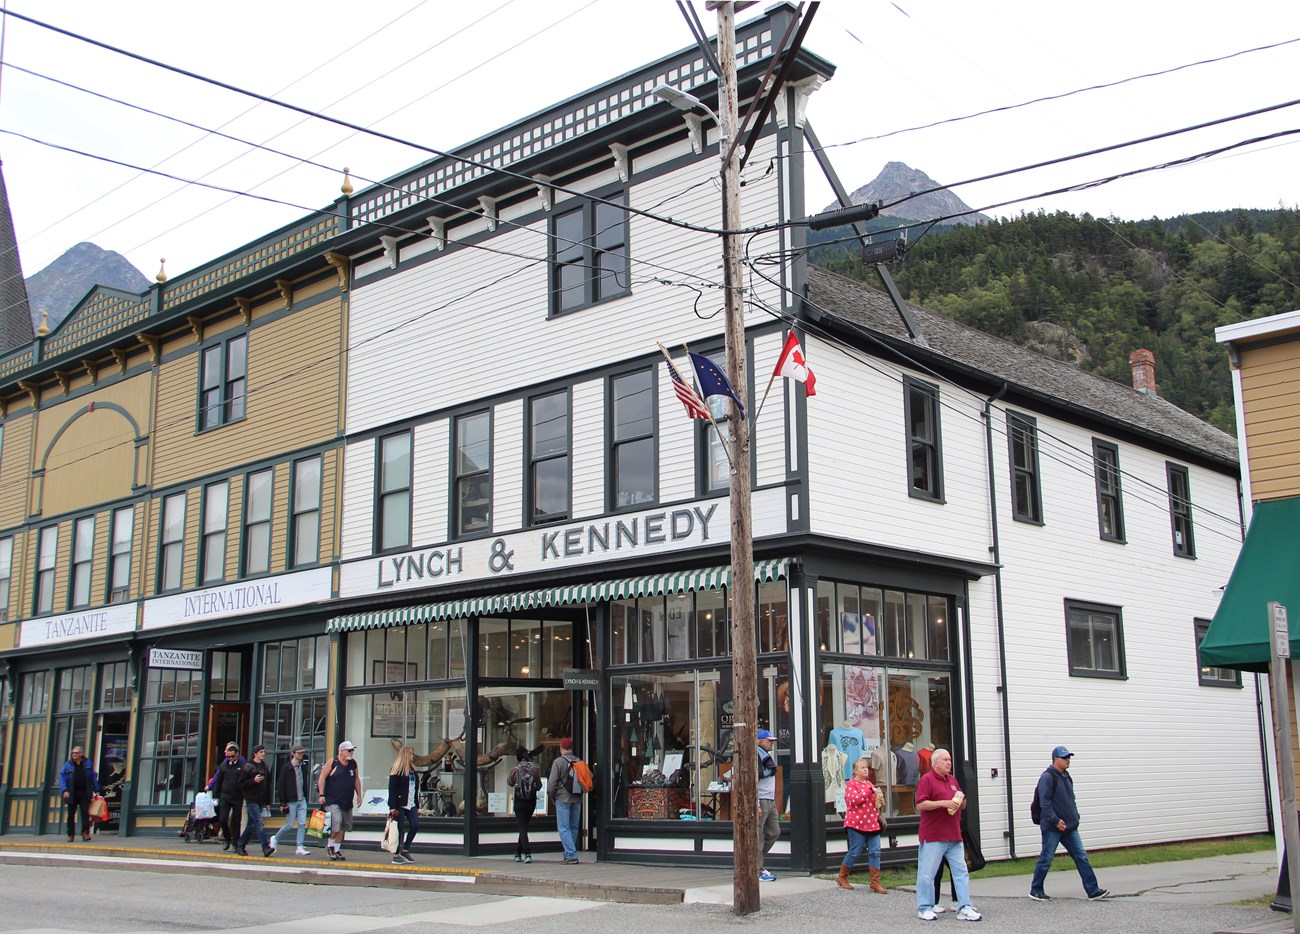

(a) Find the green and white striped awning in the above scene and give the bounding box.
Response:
[328,557,790,633]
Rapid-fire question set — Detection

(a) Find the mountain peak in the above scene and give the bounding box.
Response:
[26,243,149,331]
[829,162,990,226]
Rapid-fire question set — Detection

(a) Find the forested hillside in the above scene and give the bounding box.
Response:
[813,208,1300,434]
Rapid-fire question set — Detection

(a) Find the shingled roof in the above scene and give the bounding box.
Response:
[0,161,33,354]
[805,264,1238,470]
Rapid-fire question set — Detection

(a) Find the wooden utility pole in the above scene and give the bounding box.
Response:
[1269,602,1300,933]
[713,1,759,916]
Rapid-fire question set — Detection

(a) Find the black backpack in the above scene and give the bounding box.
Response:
[513,763,538,800]
[1029,768,1057,824]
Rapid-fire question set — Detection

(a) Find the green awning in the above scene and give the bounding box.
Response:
[1201,497,1300,672]
[328,557,791,633]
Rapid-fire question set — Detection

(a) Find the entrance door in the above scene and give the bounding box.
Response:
[207,703,247,779]
[94,714,130,831]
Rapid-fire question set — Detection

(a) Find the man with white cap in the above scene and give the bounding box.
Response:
[317,740,362,861]
[1029,745,1109,902]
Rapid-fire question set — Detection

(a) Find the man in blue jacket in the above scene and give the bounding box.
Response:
[59,746,100,841]
[1029,745,1109,901]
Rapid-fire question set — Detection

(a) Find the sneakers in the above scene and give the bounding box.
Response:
[1088,889,1111,901]
[236,847,249,856]
[759,869,777,882]
[932,905,947,913]
[266,838,277,855]
[562,857,580,864]
[918,909,938,922]
[514,854,522,862]
[392,855,405,864]
[524,855,532,863]
[327,849,343,861]
[400,852,415,864]
[295,847,310,856]
[262,847,274,858]
[1028,891,1051,901]
[956,906,982,921]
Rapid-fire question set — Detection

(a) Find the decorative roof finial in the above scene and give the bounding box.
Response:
[156,258,167,283]
[36,310,48,336]
[341,167,354,196]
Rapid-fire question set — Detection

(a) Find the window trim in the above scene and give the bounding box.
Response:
[526,389,571,526]
[107,506,134,603]
[1092,439,1126,543]
[608,367,658,512]
[903,377,944,502]
[691,348,733,498]
[1006,410,1043,524]
[375,431,413,553]
[196,332,248,431]
[0,535,12,623]
[1064,599,1127,680]
[452,410,493,538]
[34,524,59,615]
[68,515,96,609]
[1167,462,1196,558]
[157,492,187,594]
[1194,618,1241,688]
[199,481,229,585]
[288,455,322,569]
[548,189,630,316]
[241,467,275,577]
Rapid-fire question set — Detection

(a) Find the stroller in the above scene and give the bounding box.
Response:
[178,796,221,843]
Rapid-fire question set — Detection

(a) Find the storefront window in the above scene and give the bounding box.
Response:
[260,636,329,786]
[476,687,569,817]
[138,667,203,806]
[610,583,785,665]
[347,621,470,686]
[817,580,949,662]
[49,666,91,794]
[209,651,243,700]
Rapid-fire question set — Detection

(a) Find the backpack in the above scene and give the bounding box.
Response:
[1029,768,1057,824]
[562,756,593,795]
[513,764,538,801]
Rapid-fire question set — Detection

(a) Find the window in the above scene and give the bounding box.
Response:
[259,636,329,784]
[377,432,411,551]
[198,334,248,429]
[0,537,11,622]
[454,412,491,536]
[1194,618,1241,688]
[138,667,202,806]
[904,378,943,500]
[108,507,134,602]
[290,457,321,567]
[815,579,950,661]
[529,391,569,524]
[200,481,229,584]
[550,192,629,314]
[611,369,655,509]
[34,525,58,614]
[1093,440,1125,543]
[69,516,95,608]
[242,468,274,576]
[697,351,730,494]
[1168,463,1195,558]
[1007,411,1042,523]
[159,492,187,592]
[1065,600,1126,679]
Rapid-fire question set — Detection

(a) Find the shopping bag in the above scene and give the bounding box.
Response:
[88,795,108,820]
[306,808,328,839]
[193,791,216,820]
[381,817,400,854]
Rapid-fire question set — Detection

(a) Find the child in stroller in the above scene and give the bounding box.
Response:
[178,797,221,843]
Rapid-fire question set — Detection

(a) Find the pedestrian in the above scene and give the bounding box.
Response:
[756,728,780,882]
[237,744,275,857]
[212,742,245,851]
[270,745,311,856]
[386,745,419,865]
[837,757,887,892]
[548,738,582,864]
[507,747,541,863]
[915,748,981,922]
[58,746,99,842]
[1029,745,1110,901]
[317,740,361,861]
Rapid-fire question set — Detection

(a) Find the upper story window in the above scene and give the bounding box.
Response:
[200,481,229,584]
[904,378,943,501]
[0,537,12,622]
[529,391,569,525]
[69,516,96,609]
[455,412,492,536]
[243,468,274,576]
[34,525,58,614]
[1065,599,1126,679]
[1007,411,1043,524]
[697,351,730,494]
[550,192,629,315]
[290,456,322,568]
[376,432,411,552]
[1167,463,1195,558]
[108,507,134,603]
[1093,440,1125,543]
[611,369,655,510]
[1194,618,1241,688]
[198,334,248,430]
[159,492,187,593]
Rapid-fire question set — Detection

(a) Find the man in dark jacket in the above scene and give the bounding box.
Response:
[237,744,276,857]
[1029,745,1109,901]
[270,745,311,856]
[212,742,245,851]
[58,746,100,842]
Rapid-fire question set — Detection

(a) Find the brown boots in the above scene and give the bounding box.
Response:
[836,864,853,889]
[869,867,887,894]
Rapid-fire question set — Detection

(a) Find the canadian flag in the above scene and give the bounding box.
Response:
[772,330,817,396]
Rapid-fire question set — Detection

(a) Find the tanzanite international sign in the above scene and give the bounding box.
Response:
[142,566,331,630]
[19,602,138,648]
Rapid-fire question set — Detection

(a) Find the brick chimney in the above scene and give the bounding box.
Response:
[1129,348,1158,396]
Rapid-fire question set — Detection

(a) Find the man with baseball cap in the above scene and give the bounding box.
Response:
[1029,745,1109,902]
[756,729,780,882]
[318,741,361,860]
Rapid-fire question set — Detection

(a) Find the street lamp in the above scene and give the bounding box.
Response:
[652,83,721,127]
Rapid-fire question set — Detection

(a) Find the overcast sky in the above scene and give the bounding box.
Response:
[0,0,1296,281]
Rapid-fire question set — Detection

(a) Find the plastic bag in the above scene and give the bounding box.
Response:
[306,808,329,839]
[194,791,216,820]
[381,817,400,853]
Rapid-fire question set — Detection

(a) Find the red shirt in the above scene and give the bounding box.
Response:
[916,769,962,842]
[842,778,881,832]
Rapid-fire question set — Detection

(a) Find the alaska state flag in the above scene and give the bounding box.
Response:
[689,352,746,419]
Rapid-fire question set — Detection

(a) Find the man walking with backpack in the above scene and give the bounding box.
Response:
[1029,745,1109,902]
[508,747,542,863]
[549,738,587,864]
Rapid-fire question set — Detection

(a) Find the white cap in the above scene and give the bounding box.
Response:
[338,740,356,752]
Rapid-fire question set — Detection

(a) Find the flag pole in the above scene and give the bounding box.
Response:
[657,340,734,470]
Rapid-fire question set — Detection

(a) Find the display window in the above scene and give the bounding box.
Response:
[137,667,203,806]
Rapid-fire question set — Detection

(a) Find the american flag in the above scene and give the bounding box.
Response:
[666,357,709,420]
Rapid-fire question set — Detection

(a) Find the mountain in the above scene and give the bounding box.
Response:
[827,161,991,226]
[26,243,149,332]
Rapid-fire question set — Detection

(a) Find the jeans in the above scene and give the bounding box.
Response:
[396,806,420,852]
[843,827,881,870]
[273,799,307,849]
[238,802,271,851]
[556,799,581,860]
[916,840,971,911]
[1031,826,1102,896]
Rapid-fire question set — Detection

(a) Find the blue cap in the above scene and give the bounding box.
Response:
[757,729,774,741]
[1052,745,1073,759]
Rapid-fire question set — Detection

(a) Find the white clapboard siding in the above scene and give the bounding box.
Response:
[340,440,376,559]
[753,329,790,488]
[493,399,524,532]
[658,359,698,504]
[410,418,449,549]
[570,378,606,520]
